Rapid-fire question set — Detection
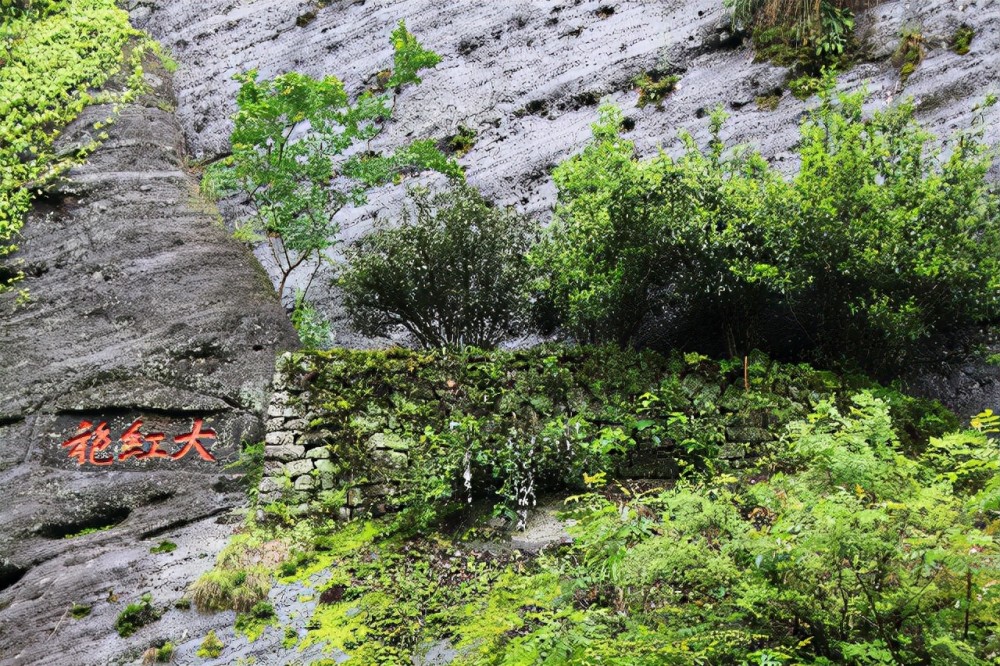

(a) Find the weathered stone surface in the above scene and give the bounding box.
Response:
[294,475,317,491]
[284,459,314,477]
[266,418,289,433]
[306,447,332,459]
[314,458,338,475]
[4,1,998,662]
[372,449,410,470]
[346,487,365,507]
[368,432,412,453]
[283,418,309,432]
[725,427,775,444]
[132,0,1000,348]
[266,444,306,462]
[265,430,295,447]
[259,477,286,494]
[0,47,298,665]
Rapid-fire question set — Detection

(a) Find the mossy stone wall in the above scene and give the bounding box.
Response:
[257,347,956,519]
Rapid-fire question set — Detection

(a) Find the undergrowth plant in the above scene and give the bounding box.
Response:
[213,367,997,664]
[725,0,859,96]
[276,346,953,530]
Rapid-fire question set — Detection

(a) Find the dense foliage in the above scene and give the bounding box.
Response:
[532,86,1000,374]
[724,0,858,90]
[204,349,1000,665]
[202,21,461,314]
[0,0,146,293]
[340,185,537,348]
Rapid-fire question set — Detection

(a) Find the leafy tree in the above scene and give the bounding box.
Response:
[530,103,780,351]
[340,184,536,348]
[203,21,462,310]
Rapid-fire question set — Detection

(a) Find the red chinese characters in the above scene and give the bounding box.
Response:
[171,419,217,462]
[117,419,169,461]
[62,421,115,466]
[60,418,217,466]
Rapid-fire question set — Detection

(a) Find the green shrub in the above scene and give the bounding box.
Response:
[226,440,265,502]
[893,27,925,83]
[500,393,1000,664]
[202,21,461,309]
[788,71,824,99]
[290,290,331,350]
[634,71,680,109]
[340,184,537,348]
[189,533,280,612]
[235,600,278,640]
[756,85,1000,370]
[190,568,270,613]
[530,103,781,349]
[243,384,992,664]
[114,593,161,637]
[447,125,478,157]
[532,82,1000,374]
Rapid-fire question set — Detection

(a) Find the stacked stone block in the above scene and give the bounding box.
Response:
[258,356,410,519]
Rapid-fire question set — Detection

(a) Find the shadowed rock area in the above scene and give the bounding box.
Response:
[0,53,297,665]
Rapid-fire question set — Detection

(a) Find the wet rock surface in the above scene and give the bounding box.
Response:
[132,0,1000,347]
[0,55,297,664]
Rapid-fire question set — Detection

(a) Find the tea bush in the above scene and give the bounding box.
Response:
[533,83,1000,374]
[340,184,537,349]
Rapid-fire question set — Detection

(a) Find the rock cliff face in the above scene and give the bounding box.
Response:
[132,0,1000,345]
[0,54,297,665]
[132,0,1000,412]
[2,1,1000,663]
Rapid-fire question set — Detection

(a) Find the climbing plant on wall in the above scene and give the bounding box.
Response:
[0,0,151,295]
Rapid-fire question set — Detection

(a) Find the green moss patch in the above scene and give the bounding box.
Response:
[951,24,975,55]
[634,71,680,109]
[114,593,160,637]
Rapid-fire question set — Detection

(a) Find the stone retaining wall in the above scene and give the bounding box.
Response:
[258,355,406,519]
